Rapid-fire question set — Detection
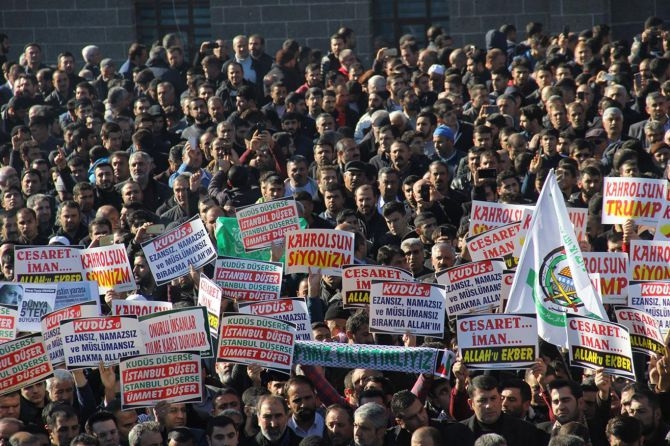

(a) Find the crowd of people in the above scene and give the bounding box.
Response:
[0,12,669,446]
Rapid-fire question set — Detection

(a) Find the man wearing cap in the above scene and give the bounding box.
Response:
[431,125,464,177]
[342,160,368,209]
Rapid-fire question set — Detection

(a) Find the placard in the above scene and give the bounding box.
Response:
[602,177,667,225]
[139,307,212,358]
[466,222,521,268]
[236,199,300,251]
[628,281,670,334]
[80,244,135,293]
[614,306,665,356]
[214,257,283,301]
[469,201,529,235]
[0,334,53,395]
[14,246,83,283]
[239,298,312,341]
[630,240,670,281]
[369,281,445,336]
[111,300,173,317]
[218,314,295,372]
[436,260,504,318]
[60,316,145,368]
[285,229,354,275]
[513,208,588,256]
[55,282,100,310]
[41,301,100,365]
[582,252,628,304]
[457,314,537,369]
[566,314,634,379]
[120,352,202,409]
[17,284,57,332]
[342,265,413,308]
[0,306,16,343]
[141,217,217,286]
[198,274,221,337]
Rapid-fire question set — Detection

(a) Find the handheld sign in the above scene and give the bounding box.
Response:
[614,306,665,356]
[369,281,445,336]
[627,281,670,334]
[218,314,295,373]
[0,306,17,343]
[236,199,300,251]
[60,316,145,368]
[466,221,521,268]
[198,274,222,338]
[139,307,213,358]
[55,282,100,310]
[629,240,670,281]
[214,257,283,301]
[436,260,504,318]
[41,301,100,366]
[469,201,529,235]
[457,314,537,369]
[566,314,635,380]
[602,177,667,225]
[285,229,354,275]
[17,284,57,332]
[238,298,312,341]
[120,352,202,409]
[0,334,53,396]
[80,244,135,293]
[342,265,413,308]
[582,252,628,304]
[141,217,217,286]
[111,300,173,317]
[14,246,83,283]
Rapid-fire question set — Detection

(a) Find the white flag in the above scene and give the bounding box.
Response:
[505,170,606,347]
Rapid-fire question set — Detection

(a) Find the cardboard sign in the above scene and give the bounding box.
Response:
[218,314,295,372]
[614,306,665,356]
[0,334,53,395]
[80,244,135,293]
[139,307,213,358]
[513,208,588,256]
[369,281,445,336]
[602,177,667,225]
[469,201,530,235]
[198,274,222,338]
[457,314,537,369]
[55,282,100,310]
[236,199,300,251]
[0,306,17,343]
[214,257,283,301]
[566,314,634,379]
[628,281,670,334]
[141,217,217,286]
[436,260,504,318]
[342,265,413,308]
[17,284,57,332]
[111,300,173,317]
[285,229,354,275]
[41,301,100,365]
[630,240,670,281]
[120,352,202,409]
[293,341,437,373]
[500,270,515,312]
[60,316,145,368]
[239,298,312,341]
[582,252,628,304]
[466,222,521,268]
[14,246,83,282]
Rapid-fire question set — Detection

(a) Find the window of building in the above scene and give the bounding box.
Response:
[372,0,449,47]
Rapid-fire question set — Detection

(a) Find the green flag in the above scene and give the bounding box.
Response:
[215,217,307,261]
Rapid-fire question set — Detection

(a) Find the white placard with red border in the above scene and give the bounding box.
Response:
[41,301,100,366]
[0,306,16,343]
[582,252,628,304]
[436,260,504,318]
[214,257,283,301]
[236,199,300,251]
[80,244,136,293]
[466,221,521,268]
[614,306,665,356]
[139,307,213,358]
[0,334,53,396]
[239,298,311,341]
[342,265,413,308]
[198,274,222,338]
[629,240,670,281]
[602,177,667,225]
[628,281,670,334]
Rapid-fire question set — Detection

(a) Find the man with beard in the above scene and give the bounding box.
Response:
[281,112,313,162]
[285,376,323,438]
[116,152,172,214]
[133,252,166,301]
[52,201,88,245]
[627,389,669,446]
[353,403,386,446]
[568,166,602,208]
[250,395,300,446]
[325,404,354,446]
[94,162,122,210]
[182,97,214,142]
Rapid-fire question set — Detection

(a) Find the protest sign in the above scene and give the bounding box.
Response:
[80,244,135,293]
[457,314,537,369]
[630,240,670,281]
[14,246,83,283]
[0,306,17,343]
[582,252,628,304]
[55,282,100,310]
[0,334,53,395]
[293,341,437,373]
[369,281,445,336]
[285,229,354,275]
[218,314,295,372]
[41,301,99,365]
[469,201,529,235]
[216,217,307,261]
[614,306,665,356]
[654,203,670,240]
[198,274,221,337]
[60,316,145,368]
[141,217,216,286]
[120,352,201,409]
[239,298,312,341]
[17,284,57,332]
[112,300,173,317]
[466,222,521,268]
[499,270,515,312]
[342,265,413,308]
[436,260,504,318]
[566,314,635,379]
[513,208,588,257]
[214,257,283,301]
[602,177,667,225]
[140,307,212,357]
[236,199,300,251]
[628,281,670,334]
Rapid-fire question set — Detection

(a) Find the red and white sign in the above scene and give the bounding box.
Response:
[198,274,222,337]
[582,252,628,304]
[342,265,413,308]
[629,240,670,281]
[602,177,667,225]
[41,301,99,366]
[437,260,504,318]
[236,199,300,251]
[80,244,135,293]
[214,257,283,301]
[239,298,311,341]
[0,334,53,395]
[285,229,354,275]
[614,306,664,356]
